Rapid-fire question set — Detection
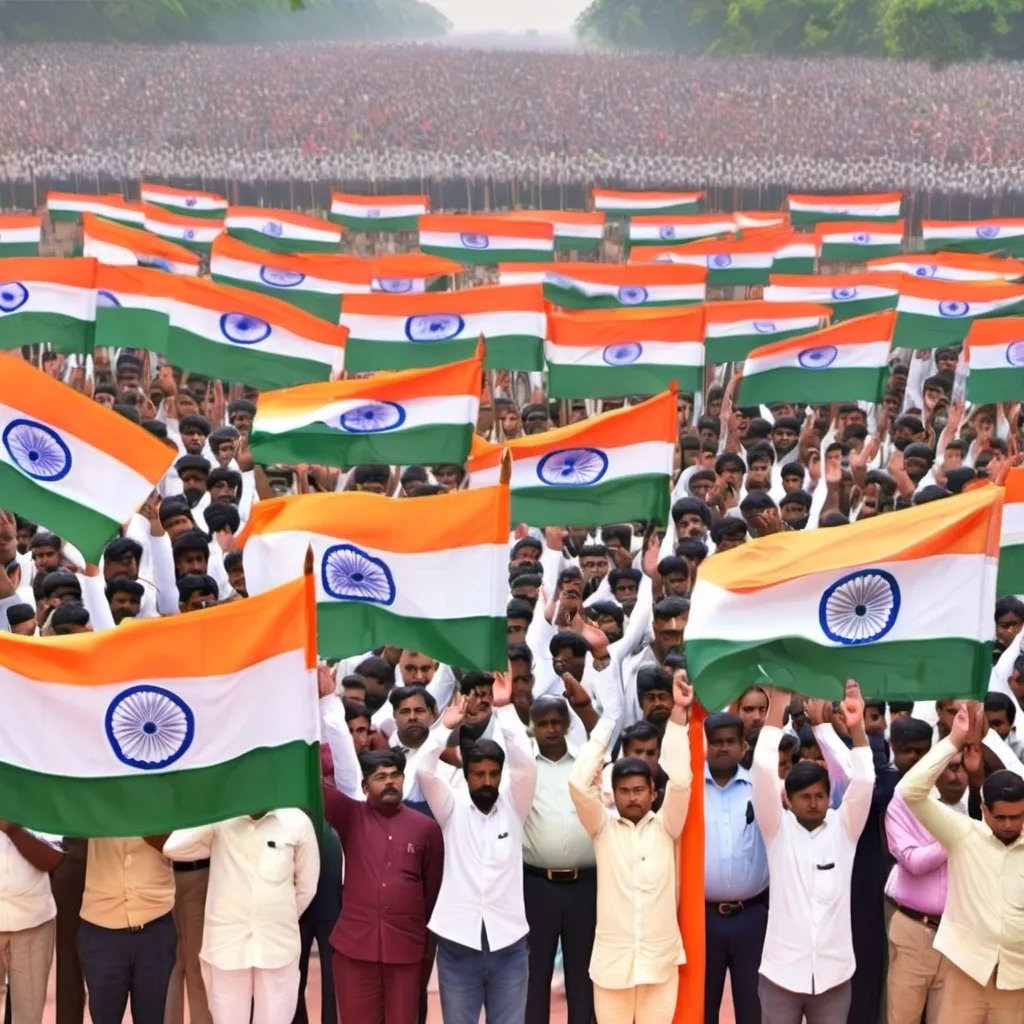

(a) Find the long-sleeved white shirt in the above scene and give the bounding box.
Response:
[163,810,319,971]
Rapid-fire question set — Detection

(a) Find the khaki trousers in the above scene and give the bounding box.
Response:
[886,910,945,1024]
[935,958,1024,1024]
[164,868,212,1024]
[594,974,678,1024]
[0,920,56,1024]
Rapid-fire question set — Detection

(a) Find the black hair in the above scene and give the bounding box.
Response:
[671,497,711,528]
[342,698,371,721]
[104,537,144,564]
[388,685,437,714]
[104,576,144,601]
[784,760,831,798]
[985,691,1017,725]
[657,556,689,579]
[178,414,212,435]
[578,544,609,559]
[653,596,689,621]
[41,571,81,600]
[636,665,673,698]
[608,567,642,588]
[458,670,495,696]
[507,642,534,668]
[358,748,407,780]
[113,404,142,424]
[176,573,217,602]
[864,699,887,715]
[506,598,534,622]
[780,489,813,511]
[549,631,592,659]
[354,655,394,687]
[779,733,800,762]
[172,531,210,557]
[30,531,62,551]
[982,769,1024,810]
[530,695,571,725]
[772,416,801,433]
[739,491,776,514]
[674,538,709,562]
[408,484,449,498]
[913,485,952,506]
[611,756,654,787]
[715,453,745,475]
[746,441,775,465]
[710,518,748,544]
[888,700,914,715]
[352,464,391,486]
[204,502,241,534]
[223,550,244,573]
[587,601,624,626]
[704,711,745,741]
[996,596,1024,621]
[510,536,543,559]
[228,398,257,417]
[889,717,933,746]
[463,739,505,776]
[621,720,661,751]
[600,525,632,549]
[557,566,583,588]
[51,603,90,633]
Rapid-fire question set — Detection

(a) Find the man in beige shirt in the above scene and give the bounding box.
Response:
[568,669,693,1024]
[77,836,176,1024]
[897,701,1024,1024]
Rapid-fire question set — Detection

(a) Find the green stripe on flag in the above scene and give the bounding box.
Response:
[511,474,669,528]
[705,265,772,286]
[0,313,93,356]
[544,286,700,311]
[419,245,554,266]
[606,201,702,218]
[329,214,421,233]
[893,309,1024,349]
[225,228,339,255]
[998,544,1024,597]
[547,364,702,400]
[147,201,224,221]
[967,367,1024,405]
[210,275,342,323]
[771,257,816,275]
[740,367,886,406]
[0,243,39,258]
[826,295,898,323]
[706,326,820,365]
[924,236,1024,257]
[345,336,543,373]
[557,236,602,254]
[820,242,903,261]
[95,308,170,357]
[790,210,901,227]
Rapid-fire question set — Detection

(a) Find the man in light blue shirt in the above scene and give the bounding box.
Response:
[704,711,769,1024]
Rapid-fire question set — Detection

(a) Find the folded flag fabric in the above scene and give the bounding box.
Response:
[765,273,900,322]
[499,263,706,310]
[340,283,546,373]
[93,264,175,357]
[735,211,790,232]
[46,193,144,226]
[965,319,1024,405]
[492,210,606,253]
[329,192,429,233]
[0,257,98,355]
[739,311,895,406]
[419,215,554,265]
[546,309,704,398]
[704,300,832,363]
[82,215,200,277]
[787,191,903,226]
[593,189,703,217]
[894,279,1024,348]
[867,252,1024,282]
[999,469,1024,597]
[140,182,227,220]
[224,208,342,254]
[815,221,905,261]
[168,278,348,389]
[0,577,320,836]
[240,487,510,670]
[631,235,775,285]
[0,354,175,559]
[368,253,462,292]
[467,391,676,527]
[143,205,223,252]
[0,217,41,258]
[627,214,735,247]
[761,231,819,275]
[922,219,1024,256]
[249,349,482,467]
[686,485,1002,709]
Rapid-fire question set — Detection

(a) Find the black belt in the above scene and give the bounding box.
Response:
[524,864,596,883]
[706,889,769,915]
[887,896,941,929]
[173,859,210,872]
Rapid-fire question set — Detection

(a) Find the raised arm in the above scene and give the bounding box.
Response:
[657,670,694,840]
[885,794,948,877]
[415,693,463,827]
[751,686,789,842]
[569,715,614,838]
[836,681,876,842]
[319,669,362,800]
[495,698,538,822]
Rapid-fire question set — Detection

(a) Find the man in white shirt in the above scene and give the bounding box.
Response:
[163,811,319,1024]
[752,680,875,1024]
[0,821,63,1024]
[416,674,537,1024]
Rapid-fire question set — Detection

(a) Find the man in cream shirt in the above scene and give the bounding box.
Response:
[568,667,693,1024]
[163,810,319,1024]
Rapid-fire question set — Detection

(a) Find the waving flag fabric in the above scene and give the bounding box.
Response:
[224,208,342,254]
[83,215,200,277]
[894,279,1024,347]
[0,354,175,558]
[867,252,1024,282]
[787,192,903,226]
[240,487,510,670]
[763,232,820,274]
[493,210,606,252]
[0,258,98,354]
[0,217,41,258]
[686,486,1002,709]
[593,189,703,217]
[143,205,223,252]
[815,221,905,261]
[965,319,1024,404]
[704,301,832,363]
[922,219,1024,256]
[329,192,429,233]
[765,273,901,322]
[0,577,320,837]
[140,183,227,219]
[46,193,144,226]
[631,235,775,285]
[627,214,735,247]
[999,469,1024,598]
[419,215,555,264]
[93,264,175,356]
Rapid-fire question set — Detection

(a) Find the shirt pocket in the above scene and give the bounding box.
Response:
[811,861,840,905]
[258,844,294,885]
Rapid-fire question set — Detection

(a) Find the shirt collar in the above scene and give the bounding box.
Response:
[704,763,751,787]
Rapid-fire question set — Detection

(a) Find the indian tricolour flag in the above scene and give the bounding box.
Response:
[631,236,775,285]
[419,215,554,265]
[868,252,1024,282]
[0,217,41,258]
[765,273,901,322]
[999,469,1024,597]
[894,279,1024,348]
[593,189,703,217]
[492,210,606,253]
[686,484,1002,709]
[499,263,706,310]
[467,391,676,527]
[93,264,175,357]
[167,278,347,390]
[225,208,342,254]
[140,183,227,219]
[250,350,481,467]
[46,193,144,227]
[240,487,510,670]
[341,283,546,373]
[734,211,790,232]
[788,192,903,226]
[546,308,704,398]
[965,319,1024,405]
[0,355,174,559]
[704,301,832,363]
[739,312,895,406]
[0,577,321,837]
[923,220,1024,256]
[627,214,735,248]
[761,231,819,275]
[83,214,200,277]
[368,253,462,293]
[329,192,429,233]
[143,205,223,253]
[0,258,97,355]
[816,221,905,262]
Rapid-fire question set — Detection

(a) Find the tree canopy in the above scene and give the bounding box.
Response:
[574,0,1024,64]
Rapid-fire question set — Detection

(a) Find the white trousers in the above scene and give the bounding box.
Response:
[201,958,301,1024]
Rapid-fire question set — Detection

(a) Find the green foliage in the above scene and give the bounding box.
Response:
[575,0,1024,62]
[0,0,451,43]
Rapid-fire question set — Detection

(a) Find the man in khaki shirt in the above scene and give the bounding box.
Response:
[568,669,693,1024]
[897,702,1024,1024]
[77,836,177,1024]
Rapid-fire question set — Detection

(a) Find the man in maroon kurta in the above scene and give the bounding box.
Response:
[322,745,444,1024]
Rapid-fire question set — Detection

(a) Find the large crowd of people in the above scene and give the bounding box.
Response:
[2,43,1024,192]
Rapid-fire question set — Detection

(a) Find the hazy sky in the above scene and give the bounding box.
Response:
[430,0,589,33]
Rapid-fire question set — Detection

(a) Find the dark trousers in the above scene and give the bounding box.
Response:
[51,844,88,1024]
[294,823,342,1024]
[523,869,596,1024]
[704,901,768,1024]
[77,912,177,1024]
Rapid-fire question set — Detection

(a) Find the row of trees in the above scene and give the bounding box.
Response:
[0,0,451,43]
[574,0,1024,64]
